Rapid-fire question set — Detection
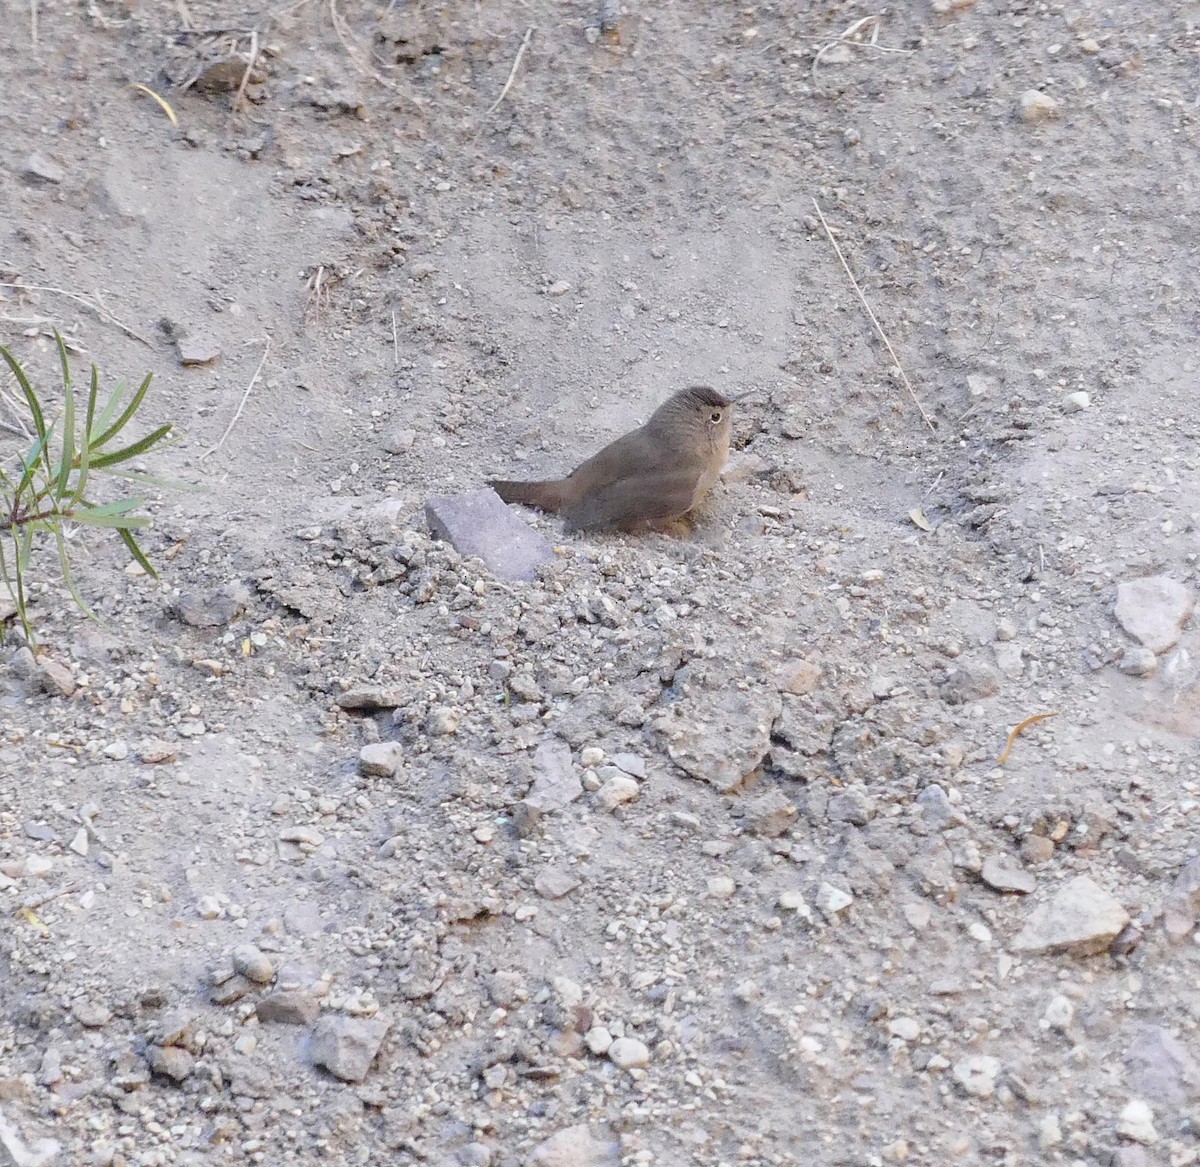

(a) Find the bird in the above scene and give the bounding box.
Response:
[488,386,734,532]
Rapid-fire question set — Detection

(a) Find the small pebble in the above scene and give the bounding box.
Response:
[953,1054,1001,1098]
[707,876,736,900]
[20,152,65,184]
[196,895,222,920]
[1061,390,1090,414]
[1116,1099,1159,1145]
[607,1037,650,1069]
[382,428,416,454]
[1042,994,1074,1031]
[597,775,638,810]
[1019,89,1061,122]
[815,882,853,916]
[232,944,275,985]
[1119,646,1158,678]
[359,742,403,778]
[424,706,460,736]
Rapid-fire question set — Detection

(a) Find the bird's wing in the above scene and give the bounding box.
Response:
[563,466,705,531]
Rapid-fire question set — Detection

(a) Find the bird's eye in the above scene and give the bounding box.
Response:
[709,411,722,423]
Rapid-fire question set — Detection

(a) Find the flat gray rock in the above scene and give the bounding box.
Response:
[524,739,581,812]
[1011,875,1129,956]
[426,488,555,582]
[1115,576,1194,653]
[981,855,1037,895]
[20,152,64,184]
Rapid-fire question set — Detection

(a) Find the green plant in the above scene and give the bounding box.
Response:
[0,332,174,648]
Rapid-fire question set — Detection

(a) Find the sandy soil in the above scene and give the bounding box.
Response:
[2,2,1200,1165]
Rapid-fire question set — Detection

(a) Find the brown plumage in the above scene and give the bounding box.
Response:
[488,386,734,532]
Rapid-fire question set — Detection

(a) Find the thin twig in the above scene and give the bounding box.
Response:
[199,337,271,461]
[20,882,81,912]
[813,14,913,73]
[391,308,399,369]
[0,282,151,346]
[997,710,1059,765]
[328,0,398,91]
[483,26,534,119]
[810,199,936,432]
[232,28,261,113]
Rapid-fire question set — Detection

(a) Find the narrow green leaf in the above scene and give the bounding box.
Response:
[119,528,158,579]
[102,467,196,493]
[0,346,51,475]
[89,423,174,470]
[3,534,33,647]
[15,429,51,496]
[76,496,145,518]
[55,356,77,496]
[72,497,150,529]
[75,363,100,503]
[92,373,154,449]
[54,528,99,624]
[89,379,129,442]
[16,525,34,573]
[71,510,151,529]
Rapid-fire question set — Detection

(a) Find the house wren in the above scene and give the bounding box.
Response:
[488,386,734,532]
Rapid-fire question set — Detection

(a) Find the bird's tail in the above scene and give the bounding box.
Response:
[488,478,569,513]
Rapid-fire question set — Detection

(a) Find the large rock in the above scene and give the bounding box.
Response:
[1125,1026,1200,1106]
[308,1015,390,1083]
[1010,875,1130,956]
[654,685,781,793]
[426,489,555,582]
[1114,577,1194,654]
[526,1125,619,1167]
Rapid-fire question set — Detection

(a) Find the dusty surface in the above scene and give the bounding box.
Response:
[2,1,1200,1164]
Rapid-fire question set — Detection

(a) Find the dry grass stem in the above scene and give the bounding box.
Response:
[813,14,913,72]
[199,336,272,461]
[484,26,534,119]
[233,28,261,113]
[328,0,398,91]
[0,282,150,346]
[810,199,935,433]
[997,711,1060,765]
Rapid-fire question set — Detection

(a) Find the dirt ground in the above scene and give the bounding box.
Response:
[2,1,1200,1164]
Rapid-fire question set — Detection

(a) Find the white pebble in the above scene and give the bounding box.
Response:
[597,775,638,810]
[607,1037,650,1069]
[1041,994,1074,1031]
[707,876,736,900]
[815,882,853,916]
[196,895,222,920]
[1019,90,1061,122]
[1116,1099,1158,1145]
[953,1055,1001,1098]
